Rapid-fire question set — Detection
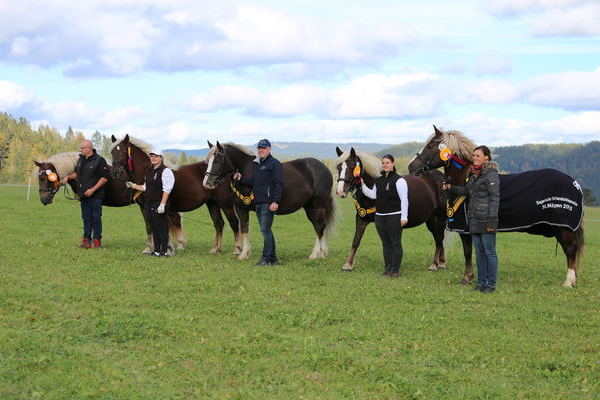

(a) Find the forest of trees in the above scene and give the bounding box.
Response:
[1,112,598,205]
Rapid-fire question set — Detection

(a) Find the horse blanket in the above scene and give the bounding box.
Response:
[447,169,583,234]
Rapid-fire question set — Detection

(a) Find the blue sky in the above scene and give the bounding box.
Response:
[1,0,599,150]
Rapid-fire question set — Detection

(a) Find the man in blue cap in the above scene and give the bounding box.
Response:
[233,138,283,266]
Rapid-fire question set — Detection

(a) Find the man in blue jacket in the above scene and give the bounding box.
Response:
[233,139,283,266]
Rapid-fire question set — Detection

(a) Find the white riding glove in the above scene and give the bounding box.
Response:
[125,181,136,189]
[157,203,166,214]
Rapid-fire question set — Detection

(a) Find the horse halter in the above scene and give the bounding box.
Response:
[205,149,235,185]
[39,169,61,197]
[412,138,446,175]
[337,160,363,195]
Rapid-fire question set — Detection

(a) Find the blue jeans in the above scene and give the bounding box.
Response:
[80,197,103,240]
[472,233,498,288]
[255,203,276,262]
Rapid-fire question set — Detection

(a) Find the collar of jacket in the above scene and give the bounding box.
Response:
[253,153,272,164]
[481,161,499,174]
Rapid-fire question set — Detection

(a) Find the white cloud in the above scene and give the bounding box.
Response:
[0,0,419,77]
[521,69,600,110]
[187,72,442,119]
[0,80,34,109]
[453,80,519,104]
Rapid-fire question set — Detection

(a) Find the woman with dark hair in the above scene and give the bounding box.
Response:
[361,154,409,278]
[443,145,500,293]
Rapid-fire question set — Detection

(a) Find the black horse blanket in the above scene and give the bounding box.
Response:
[447,168,583,235]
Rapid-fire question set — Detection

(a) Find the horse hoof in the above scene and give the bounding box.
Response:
[562,282,575,288]
[460,279,472,285]
[142,247,152,254]
[341,266,353,272]
[177,244,185,250]
[233,248,242,255]
[208,249,222,255]
[428,265,438,272]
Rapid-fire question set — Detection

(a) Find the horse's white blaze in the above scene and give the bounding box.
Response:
[203,154,214,187]
[337,162,347,196]
[563,268,577,287]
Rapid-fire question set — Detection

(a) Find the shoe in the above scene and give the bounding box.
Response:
[270,260,280,266]
[255,259,270,266]
[381,271,390,277]
[151,251,162,257]
[92,239,102,248]
[79,238,92,249]
[482,286,496,294]
[161,252,172,257]
[473,285,484,291]
[388,272,399,278]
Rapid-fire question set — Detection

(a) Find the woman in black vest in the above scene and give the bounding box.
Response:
[361,154,409,277]
[126,149,175,257]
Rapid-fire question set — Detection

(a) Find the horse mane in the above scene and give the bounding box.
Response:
[42,152,80,179]
[336,150,381,178]
[206,142,256,159]
[109,136,153,155]
[432,128,476,162]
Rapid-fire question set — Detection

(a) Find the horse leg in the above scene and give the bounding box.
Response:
[235,205,251,260]
[167,211,186,251]
[342,215,370,271]
[557,227,584,287]
[138,203,153,254]
[426,216,446,271]
[207,203,224,254]
[304,207,327,259]
[459,233,474,284]
[223,205,242,255]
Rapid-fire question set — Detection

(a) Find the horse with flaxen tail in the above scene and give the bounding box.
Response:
[408,125,584,287]
[203,141,336,261]
[110,135,241,255]
[34,152,185,253]
[335,147,450,272]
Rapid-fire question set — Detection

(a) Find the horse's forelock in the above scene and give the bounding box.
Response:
[431,128,475,162]
[335,150,380,178]
[43,152,79,179]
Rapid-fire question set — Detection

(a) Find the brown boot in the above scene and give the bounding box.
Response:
[79,238,92,249]
[92,239,102,248]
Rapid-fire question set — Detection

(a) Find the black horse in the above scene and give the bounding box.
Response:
[110,135,241,255]
[203,141,336,261]
[408,125,585,287]
[335,147,449,272]
[34,152,186,253]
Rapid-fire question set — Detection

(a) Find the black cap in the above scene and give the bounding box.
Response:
[257,139,271,148]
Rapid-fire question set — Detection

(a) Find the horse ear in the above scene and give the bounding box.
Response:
[349,148,356,158]
[111,135,117,143]
[124,134,130,143]
[433,125,443,136]
[216,141,224,152]
[33,160,43,168]
[207,140,213,148]
[335,146,344,157]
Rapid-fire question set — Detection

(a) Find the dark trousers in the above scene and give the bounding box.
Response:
[255,203,276,262]
[80,197,103,240]
[146,203,169,254]
[375,214,404,273]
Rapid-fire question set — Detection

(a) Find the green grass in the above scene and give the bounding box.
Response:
[1,185,599,399]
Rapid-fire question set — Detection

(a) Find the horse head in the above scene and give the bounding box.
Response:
[408,125,448,175]
[203,141,233,189]
[335,147,363,198]
[110,134,130,179]
[33,160,61,205]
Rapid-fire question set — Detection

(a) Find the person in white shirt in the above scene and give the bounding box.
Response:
[361,154,409,277]
[126,149,175,257]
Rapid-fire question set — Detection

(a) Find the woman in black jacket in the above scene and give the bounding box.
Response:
[361,154,409,278]
[443,145,500,293]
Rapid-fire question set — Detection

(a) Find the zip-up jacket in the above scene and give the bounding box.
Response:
[74,150,109,200]
[240,154,283,205]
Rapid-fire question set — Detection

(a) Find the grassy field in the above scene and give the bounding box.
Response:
[1,184,598,399]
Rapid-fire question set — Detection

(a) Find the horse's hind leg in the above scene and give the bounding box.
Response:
[459,233,474,284]
[342,215,370,271]
[426,216,447,271]
[557,228,582,287]
[207,203,224,254]
[304,207,327,259]
[167,211,186,251]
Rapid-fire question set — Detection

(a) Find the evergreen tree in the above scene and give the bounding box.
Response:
[92,130,103,151]
[177,151,189,166]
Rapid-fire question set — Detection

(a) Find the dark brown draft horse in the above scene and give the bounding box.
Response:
[110,135,241,254]
[335,147,449,272]
[408,125,585,287]
[203,141,337,261]
[34,152,185,253]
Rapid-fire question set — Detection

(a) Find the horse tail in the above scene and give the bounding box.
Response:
[323,188,338,238]
[574,223,585,268]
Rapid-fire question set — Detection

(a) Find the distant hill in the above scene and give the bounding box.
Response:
[165,141,392,160]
